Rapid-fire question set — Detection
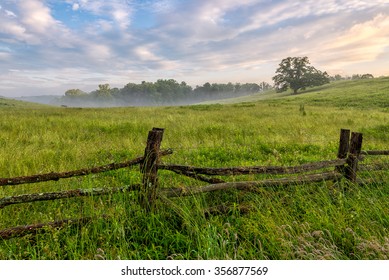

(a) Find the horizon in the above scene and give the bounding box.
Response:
[1,0,389,97]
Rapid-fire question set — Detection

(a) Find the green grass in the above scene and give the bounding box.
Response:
[0,78,388,259]
[203,76,389,111]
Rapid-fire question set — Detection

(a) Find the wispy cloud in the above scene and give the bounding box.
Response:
[67,0,134,29]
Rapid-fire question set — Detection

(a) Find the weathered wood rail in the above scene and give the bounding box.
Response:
[0,128,388,240]
[361,150,389,155]
[158,159,347,176]
[0,149,173,186]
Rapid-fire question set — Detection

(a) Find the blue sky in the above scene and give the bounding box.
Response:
[0,0,389,97]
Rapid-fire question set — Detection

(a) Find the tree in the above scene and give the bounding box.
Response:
[272,57,330,94]
[64,89,86,97]
[361,73,374,79]
[95,83,112,98]
[258,81,272,91]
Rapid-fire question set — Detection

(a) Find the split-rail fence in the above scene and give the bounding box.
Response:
[0,128,388,239]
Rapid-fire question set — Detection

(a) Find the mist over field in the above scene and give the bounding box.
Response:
[13,93,251,108]
[13,79,271,108]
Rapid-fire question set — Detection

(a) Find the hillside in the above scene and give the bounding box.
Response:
[14,95,60,106]
[0,96,52,109]
[272,76,389,110]
[201,77,389,110]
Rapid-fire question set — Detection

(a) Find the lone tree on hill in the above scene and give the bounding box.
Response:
[272,56,330,94]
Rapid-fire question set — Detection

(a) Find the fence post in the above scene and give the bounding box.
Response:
[140,127,164,212]
[345,132,363,183]
[336,129,350,174]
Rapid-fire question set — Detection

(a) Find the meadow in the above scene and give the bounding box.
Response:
[0,77,388,259]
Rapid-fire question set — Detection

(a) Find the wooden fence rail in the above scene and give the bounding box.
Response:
[0,149,173,187]
[158,159,347,176]
[361,150,389,156]
[160,171,343,197]
[0,128,388,240]
[0,185,140,209]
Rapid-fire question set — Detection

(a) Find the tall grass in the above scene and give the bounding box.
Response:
[0,78,388,259]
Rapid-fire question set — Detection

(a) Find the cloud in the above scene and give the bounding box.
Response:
[314,13,389,69]
[18,0,60,34]
[0,52,11,61]
[1,0,389,97]
[4,9,17,18]
[85,44,112,62]
[0,3,37,44]
[0,20,36,44]
[134,45,160,61]
[0,67,124,96]
[71,0,133,30]
[0,4,16,17]
[72,3,80,11]
[0,0,79,48]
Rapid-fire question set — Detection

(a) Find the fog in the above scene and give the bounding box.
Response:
[14,95,61,106]
[9,80,272,108]
[58,94,257,108]
[11,91,262,108]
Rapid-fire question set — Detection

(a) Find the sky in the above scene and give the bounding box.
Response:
[0,0,389,97]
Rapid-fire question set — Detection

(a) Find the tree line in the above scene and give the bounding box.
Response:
[62,80,273,106]
[330,73,374,81]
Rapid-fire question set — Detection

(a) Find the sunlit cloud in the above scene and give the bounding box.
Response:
[134,45,161,61]
[317,14,389,69]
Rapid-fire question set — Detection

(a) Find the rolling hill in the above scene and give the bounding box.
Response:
[0,96,51,109]
[200,76,389,110]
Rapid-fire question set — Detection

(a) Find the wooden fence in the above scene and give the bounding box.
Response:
[0,128,388,239]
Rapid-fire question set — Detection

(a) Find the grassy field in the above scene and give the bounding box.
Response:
[0,78,388,259]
